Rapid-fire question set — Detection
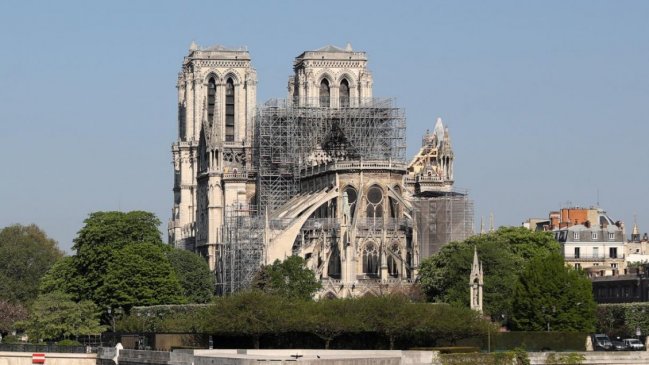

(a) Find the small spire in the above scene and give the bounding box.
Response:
[345,42,353,51]
[489,213,495,232]
[480,216,485,235]
[189,40,199,51]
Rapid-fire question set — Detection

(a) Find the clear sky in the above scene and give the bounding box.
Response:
[1,1,647,253]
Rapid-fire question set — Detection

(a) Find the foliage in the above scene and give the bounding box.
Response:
[512,347,531,365]
[41,211,209,311]
[70,211,163,303]
[56,339,82,346]
[204,291,294,349]
[596,303,649,338]
[96,243,185,310]
[39,256,84,301]
[418,227,559,320]
[545,353,585,365]
[0,224,64,304]
[298,299,363,349]
[165,248,214,303]
[0,299,28,334]
[252,256,321,300]
[117,294,490,350]
[18,292,105,342]
[440,352,514,365]
[510,253,596,332]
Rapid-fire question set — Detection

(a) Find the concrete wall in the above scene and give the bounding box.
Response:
[97,348,433,365]
[0,352,96,365]
[527,351,649,365]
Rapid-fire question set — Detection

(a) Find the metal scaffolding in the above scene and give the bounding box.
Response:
[412,190,475,259]
[217,204,265,295]
[256,98,406,212]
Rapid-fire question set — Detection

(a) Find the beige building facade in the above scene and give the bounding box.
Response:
[170,43,471,297]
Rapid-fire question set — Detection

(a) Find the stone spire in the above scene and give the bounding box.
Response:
[632,215,641,242]
[469,246,484,313]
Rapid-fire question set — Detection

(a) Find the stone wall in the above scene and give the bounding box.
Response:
[0,351,96,365]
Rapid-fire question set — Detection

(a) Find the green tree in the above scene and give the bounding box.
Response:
[356,294,424,349]
[252,256,321,300]
[19,292,105,342]
[0,224,64,304]
[418,227,560,319]
[299,299,363,349]
[96,243,185,310]
[39,256,84,301]
[71,211,162,303]
[0,299,28,335]
[205,291,294,349]
[165,248,214,303]
[510,253,596,332]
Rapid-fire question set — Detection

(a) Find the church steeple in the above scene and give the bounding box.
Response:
[470,246,484,313]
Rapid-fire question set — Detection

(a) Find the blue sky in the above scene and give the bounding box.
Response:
[1,1,647,252]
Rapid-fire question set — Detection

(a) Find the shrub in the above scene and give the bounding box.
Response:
[56,339,82,346]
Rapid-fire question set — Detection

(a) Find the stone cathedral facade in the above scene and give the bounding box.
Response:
[170,43,257,269]
[169,43,472,297]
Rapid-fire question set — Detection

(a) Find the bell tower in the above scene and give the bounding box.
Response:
[170,42,257,270]
[288,43,373,107]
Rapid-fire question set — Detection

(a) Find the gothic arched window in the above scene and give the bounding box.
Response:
[366,185,383,221]
[319,79,330,107]
[387,243,400,278]
[328,242,341,279]
[362,242,379,276]
[343,186,357,221]
[340,79,350,107]
[207,77,216,127]
[225,78,235,142]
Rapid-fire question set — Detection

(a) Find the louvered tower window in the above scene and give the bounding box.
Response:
[319,79,330,107]
[340,79,350,107]
[207,77,216,127]
[225,78,235,142]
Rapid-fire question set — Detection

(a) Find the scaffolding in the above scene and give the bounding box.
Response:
[217,204,265,295]
[256,98,406,212]
[412,190,475,259]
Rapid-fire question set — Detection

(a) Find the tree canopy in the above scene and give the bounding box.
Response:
[0,224,63,304]
[252,255,321,300]
[18,292,105,342]
[97,243,185,310]
[418,227,560,320]
[0,299,28,335]
[165,248,214,303]
[40,211,213,312]
[510,253,596,332]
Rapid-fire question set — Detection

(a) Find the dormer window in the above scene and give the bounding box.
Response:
[573,232,580,240]
[592,232,598,240]
[609,232,615,240]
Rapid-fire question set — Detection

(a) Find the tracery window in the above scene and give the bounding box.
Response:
[319,79,330,107]
[207,77,216,127]
[225,78,235,142]
[339,79,350,107]
[362,242,379,276]
[366,185,383,221]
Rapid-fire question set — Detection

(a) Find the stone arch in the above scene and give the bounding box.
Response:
[362,240,380,276]
[203,71,222,85]
[222,69,242,85]
[336,71,357,88]
[316,71,335,85]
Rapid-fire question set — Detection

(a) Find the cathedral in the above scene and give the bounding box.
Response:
[169,43,473,298]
